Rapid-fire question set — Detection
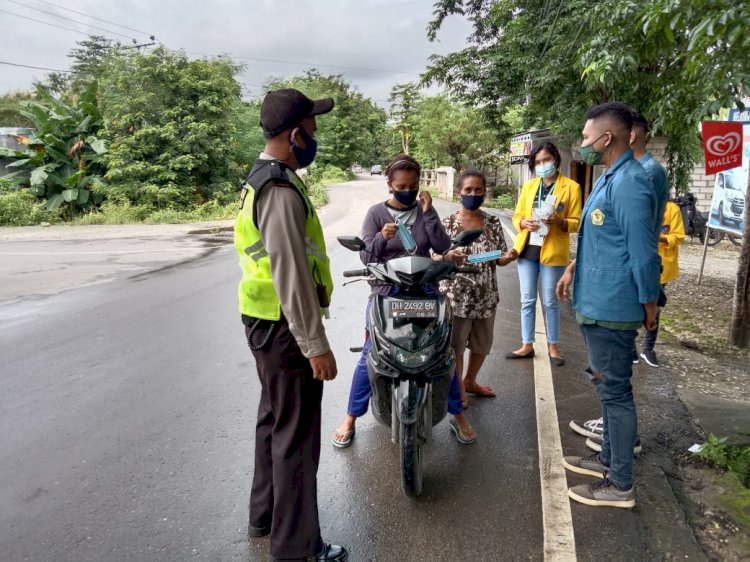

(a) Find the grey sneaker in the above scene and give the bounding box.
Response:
[585,435,643,455]
[561,452,609,478]
[568,478,635,508]
[640,349,659,367]
[569,417,603,439]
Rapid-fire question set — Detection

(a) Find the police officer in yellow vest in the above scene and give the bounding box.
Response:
[236,89,347,562]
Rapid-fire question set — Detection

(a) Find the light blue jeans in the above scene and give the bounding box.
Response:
[517,258,567,344]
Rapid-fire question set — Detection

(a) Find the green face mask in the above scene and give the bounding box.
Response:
[580,133,609,166]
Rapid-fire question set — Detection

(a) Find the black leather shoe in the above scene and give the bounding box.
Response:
[310,543,348,561]
[248,523,270,538]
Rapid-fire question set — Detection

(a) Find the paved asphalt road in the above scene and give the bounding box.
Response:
[0,174,705,561]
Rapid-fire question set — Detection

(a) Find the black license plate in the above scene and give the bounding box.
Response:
[390,300,438,318]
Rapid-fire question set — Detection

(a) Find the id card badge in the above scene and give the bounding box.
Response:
[529,201,544,246]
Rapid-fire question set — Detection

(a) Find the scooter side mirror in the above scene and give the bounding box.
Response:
[337,236,366,252]
[453,229,482,247]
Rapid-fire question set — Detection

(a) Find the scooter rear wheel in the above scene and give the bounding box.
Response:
[701,229,723,246]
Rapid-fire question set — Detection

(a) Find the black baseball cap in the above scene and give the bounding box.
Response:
[260,88,334,138]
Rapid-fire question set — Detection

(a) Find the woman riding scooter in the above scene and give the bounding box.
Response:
[332,154,477,448]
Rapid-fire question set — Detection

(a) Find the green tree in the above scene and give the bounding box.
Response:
[229,99,267,172]
[412,94,499,171]
[267,71,387,169]
[98,48,243,208]
[425,0,591,148]
[40,36,117,96]
[389,83,422,155]
[70,36,117,81]
[0,83,107,219]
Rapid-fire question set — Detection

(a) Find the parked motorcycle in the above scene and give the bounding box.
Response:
[337,229,481,497]
[675,193,742,247]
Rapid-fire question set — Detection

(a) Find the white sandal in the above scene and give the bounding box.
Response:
[331,428,355,448]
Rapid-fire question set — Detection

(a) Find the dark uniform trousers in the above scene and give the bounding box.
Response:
[246,318,324,560]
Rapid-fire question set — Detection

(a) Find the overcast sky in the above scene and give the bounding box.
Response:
[0,0,473,106]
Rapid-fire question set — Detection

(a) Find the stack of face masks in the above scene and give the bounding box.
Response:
[467,250,502,264]
[395,218,417,254]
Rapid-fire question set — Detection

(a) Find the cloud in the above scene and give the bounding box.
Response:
[0,0,471,105]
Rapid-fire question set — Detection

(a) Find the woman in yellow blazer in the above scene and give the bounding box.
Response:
[640,200,685,367]
[506,142,582,366]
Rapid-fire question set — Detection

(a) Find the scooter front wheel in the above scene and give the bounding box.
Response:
[399,419,423,497]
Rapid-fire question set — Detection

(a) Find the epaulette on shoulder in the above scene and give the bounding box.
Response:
[243,159,310,227]
[246,160,292,191]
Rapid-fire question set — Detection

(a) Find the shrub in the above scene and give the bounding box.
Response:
[72,202,151,225]
[0,190,58,226]
[308,182,329,207]
[494,193,515,209]
[0,178,16,194]
[483,193,515,209]
[71,200,238,225]
[698,434,750,488]
[307,164,354,186]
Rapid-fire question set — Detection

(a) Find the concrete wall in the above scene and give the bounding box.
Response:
[420,167,456,200]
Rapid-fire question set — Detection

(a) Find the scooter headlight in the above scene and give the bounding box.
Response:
[394,347,432,368]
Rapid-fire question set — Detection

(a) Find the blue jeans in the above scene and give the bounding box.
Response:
[347,296,463,417]
[580,323,638,489]
[517,259,566,344]
[643,284,667,351]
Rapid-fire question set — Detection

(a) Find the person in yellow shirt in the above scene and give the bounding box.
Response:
[506,142,582,366]
[640,200,685,367]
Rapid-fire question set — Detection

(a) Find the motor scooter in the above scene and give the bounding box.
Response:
[337,229,481,497]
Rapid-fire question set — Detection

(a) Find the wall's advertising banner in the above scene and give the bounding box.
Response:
[728,98,750,123]
[702,121,743,175]
[510,133,532,165]
[728,107,750,123]
[707,123,749,237]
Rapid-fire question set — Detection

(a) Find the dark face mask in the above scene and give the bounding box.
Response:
[393,189,418,206]
[461,194,484,211]
[291,127,318,168]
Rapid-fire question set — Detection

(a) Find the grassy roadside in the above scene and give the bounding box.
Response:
[0,167,349,227]
[655,244,750,559]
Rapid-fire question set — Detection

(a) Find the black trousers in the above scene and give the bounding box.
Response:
[246,318,324,560]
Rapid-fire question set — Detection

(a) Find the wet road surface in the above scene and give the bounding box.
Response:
[0,175,704,561]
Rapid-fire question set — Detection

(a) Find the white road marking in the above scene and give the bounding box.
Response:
[533,298,577,561]
[500,219,577,561]
[0,248,199,256]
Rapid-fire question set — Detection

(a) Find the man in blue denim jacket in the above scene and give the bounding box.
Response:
[557,102,660,508]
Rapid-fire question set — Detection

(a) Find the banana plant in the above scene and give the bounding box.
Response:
[0,81,107,219]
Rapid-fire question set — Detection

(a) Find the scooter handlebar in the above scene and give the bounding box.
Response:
[343,269,368,278]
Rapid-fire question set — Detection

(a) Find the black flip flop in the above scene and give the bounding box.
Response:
[505,350,535,360]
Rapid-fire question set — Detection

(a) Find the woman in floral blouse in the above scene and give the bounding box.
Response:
[441,170,516,408]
